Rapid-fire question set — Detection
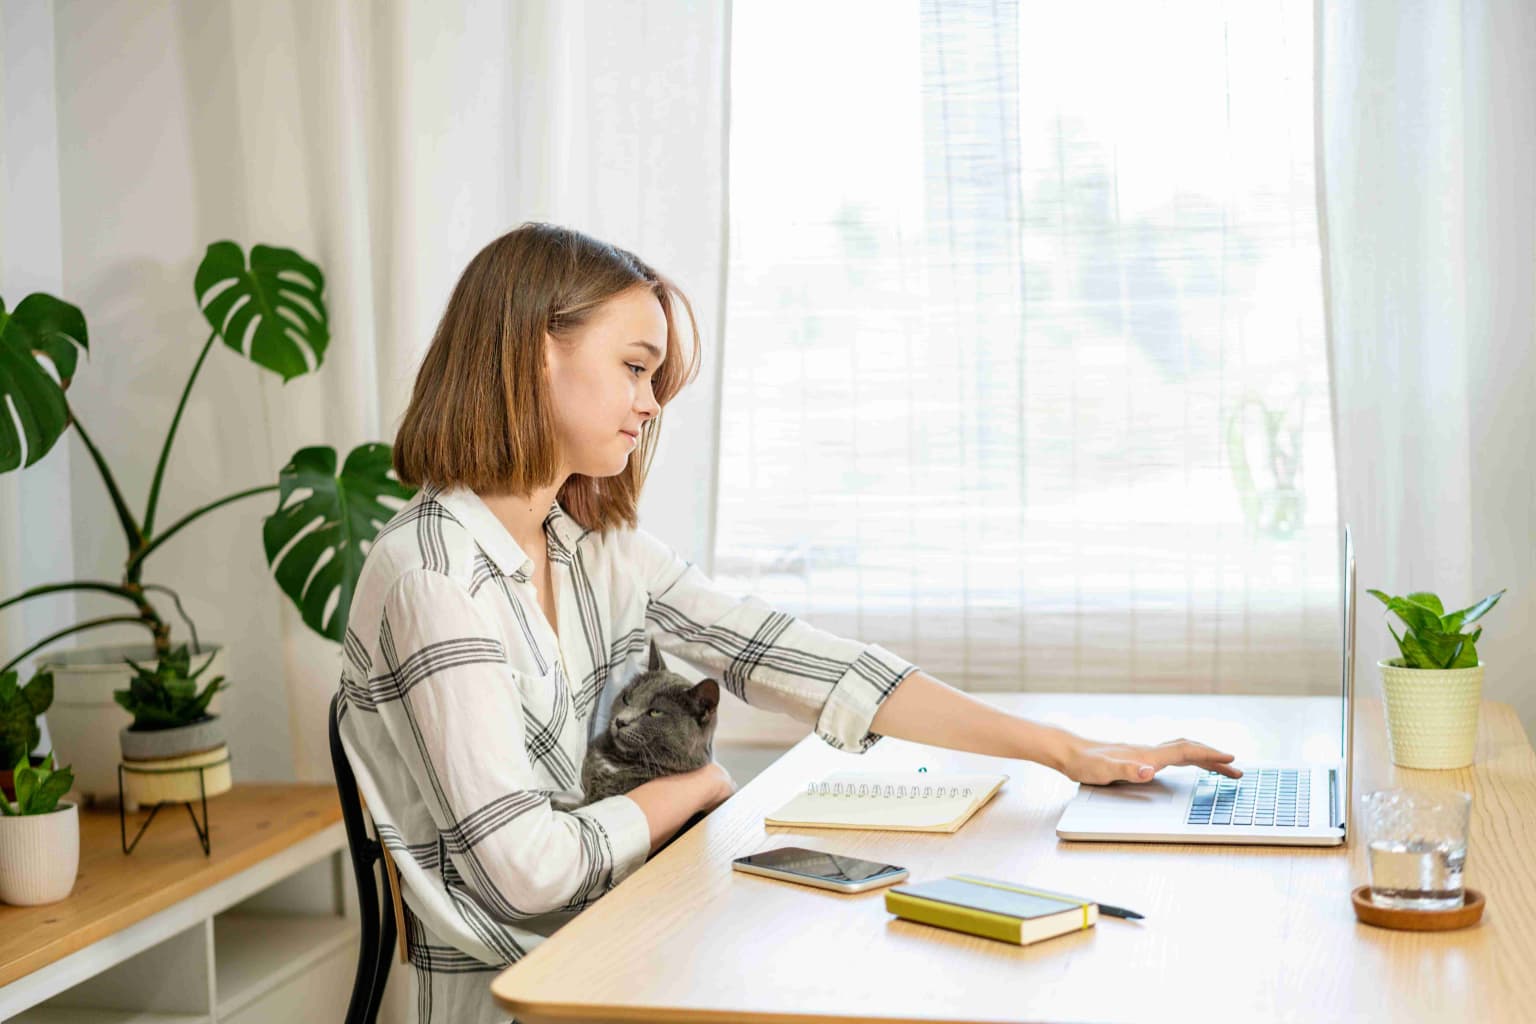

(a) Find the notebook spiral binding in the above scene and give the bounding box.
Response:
[805,781,976,800]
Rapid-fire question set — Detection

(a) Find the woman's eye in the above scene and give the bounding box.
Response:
[626,363,646,377]
[648,709,664,717]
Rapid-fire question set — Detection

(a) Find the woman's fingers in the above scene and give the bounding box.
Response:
[1093,758,1155,783]
[1120,760,1155,782]
[1157,739,1243,778]
[1158,739,1239,768]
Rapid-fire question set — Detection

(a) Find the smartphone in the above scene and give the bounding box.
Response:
[731,846,908,893]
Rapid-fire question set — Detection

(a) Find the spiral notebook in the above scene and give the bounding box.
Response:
[764,772,1008,833]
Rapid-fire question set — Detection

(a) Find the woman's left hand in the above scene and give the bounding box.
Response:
[1059,737,1242,786]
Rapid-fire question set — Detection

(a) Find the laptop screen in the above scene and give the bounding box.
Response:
[1340,525,1356,831]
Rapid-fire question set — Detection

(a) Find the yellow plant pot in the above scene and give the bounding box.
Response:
[1378,659,1482,769]
[121,744,233,807]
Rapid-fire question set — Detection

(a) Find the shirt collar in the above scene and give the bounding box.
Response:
[429,485,590,579]
[541,499,590,560]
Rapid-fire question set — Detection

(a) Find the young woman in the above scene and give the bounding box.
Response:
[336,223,1241,1023]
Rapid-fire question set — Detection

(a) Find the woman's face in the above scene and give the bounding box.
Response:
[544,286,667,479]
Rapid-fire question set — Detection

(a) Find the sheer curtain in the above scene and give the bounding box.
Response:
[1318,0,1536,740]
[717,0,1337,697]
[0,0,76,678]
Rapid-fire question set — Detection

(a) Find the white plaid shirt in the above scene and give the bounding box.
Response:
[335,484,918,1021]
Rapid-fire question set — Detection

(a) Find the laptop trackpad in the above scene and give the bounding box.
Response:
[1073,768,1199,824]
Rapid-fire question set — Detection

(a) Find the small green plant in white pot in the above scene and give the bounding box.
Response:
[0,754,79,905]
[1368,587,1504,769]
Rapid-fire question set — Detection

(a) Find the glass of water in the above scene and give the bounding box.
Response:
[1362,788,1471,911]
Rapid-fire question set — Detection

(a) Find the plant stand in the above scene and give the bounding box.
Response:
[117,754,231,856]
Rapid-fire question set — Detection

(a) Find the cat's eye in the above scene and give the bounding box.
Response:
[648,709,664,717]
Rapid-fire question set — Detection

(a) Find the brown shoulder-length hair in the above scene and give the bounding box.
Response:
[393,223,702,533]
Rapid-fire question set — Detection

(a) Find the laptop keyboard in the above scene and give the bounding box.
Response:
[1186,769,1310,828]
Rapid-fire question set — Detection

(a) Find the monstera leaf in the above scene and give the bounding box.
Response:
[195,242,328,382]
[0,294,88,472]
[263,444,415,641]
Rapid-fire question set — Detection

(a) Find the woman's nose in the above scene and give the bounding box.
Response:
[637,383,660,418]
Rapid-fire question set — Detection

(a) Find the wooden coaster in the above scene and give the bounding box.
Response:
[1351,886,1485,931]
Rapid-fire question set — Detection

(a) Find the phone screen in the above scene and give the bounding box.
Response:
[734,846,903,882]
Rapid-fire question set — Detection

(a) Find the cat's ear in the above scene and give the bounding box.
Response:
[648,640,664,672]
[690,678,720,714]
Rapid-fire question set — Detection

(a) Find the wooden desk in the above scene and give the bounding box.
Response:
[493,694,1536,1023]
[0,783,346,1017]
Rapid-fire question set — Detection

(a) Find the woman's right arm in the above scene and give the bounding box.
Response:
[626,762,735,853]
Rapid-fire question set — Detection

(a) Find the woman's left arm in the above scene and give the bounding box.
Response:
[870,670,1243,785]
[618,527,1239,785]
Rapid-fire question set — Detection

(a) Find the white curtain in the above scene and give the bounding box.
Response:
[0,0,729,782]
[718,0,1337,701]
[0,0,76,689]
[1318,0,1536,741]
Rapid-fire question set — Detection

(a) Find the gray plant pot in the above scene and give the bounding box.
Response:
[39,643,225,804]
[119,715,226,761]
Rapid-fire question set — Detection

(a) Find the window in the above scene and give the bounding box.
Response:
[717,0,1337,694]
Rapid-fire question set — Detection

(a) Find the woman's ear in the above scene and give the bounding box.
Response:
[648,639,664,672]
[543,331,564,384]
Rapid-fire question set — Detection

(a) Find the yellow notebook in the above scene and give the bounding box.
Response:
[763,772,1007,833]
[885,875,1099,946]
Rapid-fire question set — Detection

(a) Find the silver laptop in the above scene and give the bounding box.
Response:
[1056,525,1355,847]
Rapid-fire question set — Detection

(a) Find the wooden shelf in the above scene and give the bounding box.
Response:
[213,913,355,1019]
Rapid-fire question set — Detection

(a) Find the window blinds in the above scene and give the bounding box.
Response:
[717,0,1338,695]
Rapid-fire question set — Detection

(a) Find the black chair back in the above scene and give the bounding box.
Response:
[329,690,399,1024]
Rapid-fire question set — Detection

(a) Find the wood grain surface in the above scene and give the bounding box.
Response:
[493,694,1536,1023]
[0,783,342,987]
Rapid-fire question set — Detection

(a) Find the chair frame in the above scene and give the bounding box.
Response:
[329,690,407,1024]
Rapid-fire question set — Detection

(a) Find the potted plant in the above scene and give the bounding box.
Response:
[0,668,53,800]
[0,754,79,905]
[1368,587,1505,769]
[0,243,414,800]
[115,645,231,809]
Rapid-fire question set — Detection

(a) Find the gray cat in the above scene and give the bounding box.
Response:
[581,641,721,803]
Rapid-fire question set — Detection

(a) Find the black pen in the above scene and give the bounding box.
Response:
[1012,883,1145,920]
[1096,902,1144,920]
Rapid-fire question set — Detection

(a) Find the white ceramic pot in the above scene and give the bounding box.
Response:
[1378,659,1483,769]
[0,801,80,905]
[37,643,225,805]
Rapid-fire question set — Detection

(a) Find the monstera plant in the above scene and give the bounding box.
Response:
[0,241,414,681]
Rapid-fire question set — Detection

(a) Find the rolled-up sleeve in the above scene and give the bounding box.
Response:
[370,569,651,920]
[620,528,919,752]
